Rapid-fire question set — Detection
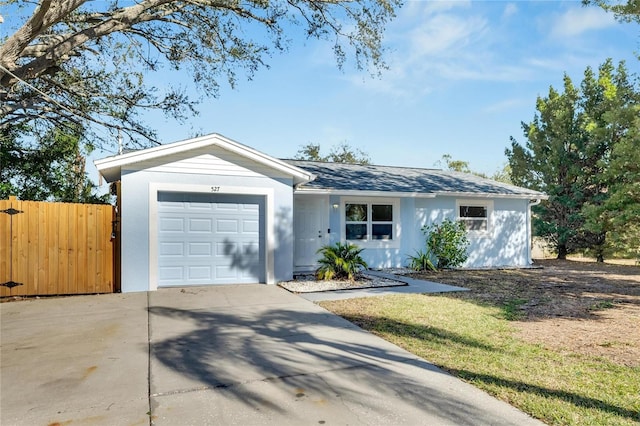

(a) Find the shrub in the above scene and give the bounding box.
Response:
[316,242,368,281]
[422,219,469,269]
[407,249,437,272]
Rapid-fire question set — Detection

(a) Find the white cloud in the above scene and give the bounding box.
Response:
[341,1,620,101]
[408,14,488,57]
[549,6,616,38]
[339,4,495,99]
[502,3,518,20]
[340,2,543,100]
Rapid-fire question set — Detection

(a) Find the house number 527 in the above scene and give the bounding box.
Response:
[211,186,220,192]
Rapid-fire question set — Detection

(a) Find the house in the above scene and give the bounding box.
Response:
[95,133,546,293]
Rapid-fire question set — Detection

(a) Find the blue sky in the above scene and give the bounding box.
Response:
[3,1,638,181]
[127,1,637,178]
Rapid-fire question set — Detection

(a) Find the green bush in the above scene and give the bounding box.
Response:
[316,242,368,281]
[422,219,469,269]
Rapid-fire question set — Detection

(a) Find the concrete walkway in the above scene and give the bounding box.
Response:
[1,285,543,426]
[301,270,469,301]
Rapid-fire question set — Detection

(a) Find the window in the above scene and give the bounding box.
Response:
[371,204,393,240]
[346,204,367,240]
[458,203,489,231]
[345,202,395,241]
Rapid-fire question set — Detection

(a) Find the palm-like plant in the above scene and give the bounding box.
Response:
[316,242,368,281]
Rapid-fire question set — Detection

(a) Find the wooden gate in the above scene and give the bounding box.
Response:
[0,197,117,297]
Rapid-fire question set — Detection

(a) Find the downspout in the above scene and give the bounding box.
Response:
[528,199,542,265]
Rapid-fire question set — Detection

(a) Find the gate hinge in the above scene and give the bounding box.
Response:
[1,207,23,215]
[1,281,23,289]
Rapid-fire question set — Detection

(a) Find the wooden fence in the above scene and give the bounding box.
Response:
[1,197,118,297]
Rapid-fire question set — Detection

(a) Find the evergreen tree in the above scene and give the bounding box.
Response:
[507,75,586,259]
[506,60,638,260]
[582,62,640,259]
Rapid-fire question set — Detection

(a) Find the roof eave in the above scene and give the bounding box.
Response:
[94,133,315,184]
[433,191,548,200]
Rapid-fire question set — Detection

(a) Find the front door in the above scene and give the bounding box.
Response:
[294,196,328,271]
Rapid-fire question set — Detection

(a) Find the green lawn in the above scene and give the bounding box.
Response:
[320,295,640,426]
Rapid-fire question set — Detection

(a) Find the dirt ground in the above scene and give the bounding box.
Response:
[411,259,640,367]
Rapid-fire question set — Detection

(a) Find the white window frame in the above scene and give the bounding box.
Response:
[341,198,400,248]
[456,199,493,235]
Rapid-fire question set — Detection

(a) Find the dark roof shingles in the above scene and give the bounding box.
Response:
[285,160,543,197]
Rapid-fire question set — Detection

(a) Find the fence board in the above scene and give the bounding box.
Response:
[38,203,48,294]
[47,202,59,295]
[69,203,78,294]
[87,204,98,292]
[0,197,116,297]
[28,201,39,293]
[77,205,87,293]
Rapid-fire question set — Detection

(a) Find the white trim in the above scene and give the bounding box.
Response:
[340,197,401,249]
[148,182,275,290]
[95,133,314,184]
[456,199,494,236]
[436,191,547,200]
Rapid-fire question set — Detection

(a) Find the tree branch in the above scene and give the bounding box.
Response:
[0,0,87,70]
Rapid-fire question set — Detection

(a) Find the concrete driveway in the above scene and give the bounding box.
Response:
[1,285,543,425]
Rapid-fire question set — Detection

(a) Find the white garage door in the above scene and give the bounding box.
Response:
[157,192,265,286]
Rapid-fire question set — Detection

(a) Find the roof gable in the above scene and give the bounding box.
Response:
[286,160,546,199]
[95,133,314,184]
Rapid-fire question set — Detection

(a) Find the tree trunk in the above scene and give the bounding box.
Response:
[596,253,604,263]
[557,245,568,260]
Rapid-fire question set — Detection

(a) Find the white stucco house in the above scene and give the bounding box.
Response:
[95,133,547,293]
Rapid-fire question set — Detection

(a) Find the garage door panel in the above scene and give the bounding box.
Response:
[216,219,239,233]
[189,218,213,232]
[159,266,185,281]
[215,241,232,257]
[159,217,185,232]
[242,219,259,233]
[188,242,212,256]
[187,202,214,212]
[157,192,264,286]
[158,202,187,212]
[216,265,240,279]
[215,203,241,212]
[160,242,184,256]
[242,241,259,254]
[188,266,212,280]
[240,269,259,279]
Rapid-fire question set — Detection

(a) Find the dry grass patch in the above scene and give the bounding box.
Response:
[412,259,640,367]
